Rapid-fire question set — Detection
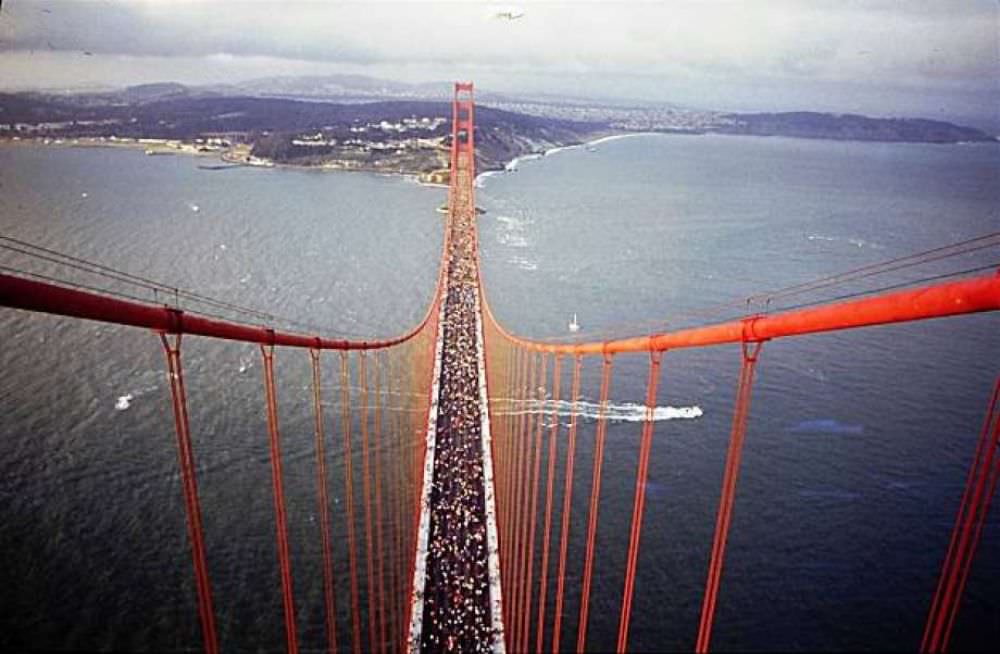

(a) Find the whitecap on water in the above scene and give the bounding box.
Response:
[115,394,134,411]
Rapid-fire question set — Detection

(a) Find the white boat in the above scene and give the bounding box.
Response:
[568,313,580,332]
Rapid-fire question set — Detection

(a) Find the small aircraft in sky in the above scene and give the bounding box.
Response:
[494,7,524,20]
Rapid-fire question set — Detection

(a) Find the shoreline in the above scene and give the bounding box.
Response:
[474,130,650,186]
[0,136,454,189]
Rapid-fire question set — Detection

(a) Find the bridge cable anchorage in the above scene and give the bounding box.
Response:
[577,352,615,653]
[617,350,664,653]
[552,354,583,653]
[309,348,339,654]
[695,340,765,653]
[922,374,1000,653]
[157,332,219,654]
[259,343,298,654]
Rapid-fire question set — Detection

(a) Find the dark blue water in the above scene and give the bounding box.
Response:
[1,135,998,651]
[477,134,999,652]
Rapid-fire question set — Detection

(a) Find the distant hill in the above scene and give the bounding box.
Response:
[0,91,611,173]
[717,112,995,143]
[1,82,993,177]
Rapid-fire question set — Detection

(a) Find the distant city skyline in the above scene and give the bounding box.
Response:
[1,1,997,130]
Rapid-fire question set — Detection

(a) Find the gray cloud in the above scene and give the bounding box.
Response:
[0,0,996,124]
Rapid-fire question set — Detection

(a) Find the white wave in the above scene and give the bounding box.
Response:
[115,394,134,411]
[498,232,529,248]
[507,255,537,271]
[495,214,532,228]
[504,152,543,173]
[497,398,703,422]
[807,234,882,250]
[585,133,653,148]
[544,144,579,156]
[474,170,504,188]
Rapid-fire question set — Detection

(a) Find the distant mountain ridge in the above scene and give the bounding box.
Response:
[718,112,992,144]
[0,78,993,178]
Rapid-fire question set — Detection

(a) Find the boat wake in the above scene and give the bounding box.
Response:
[497,398,703,422]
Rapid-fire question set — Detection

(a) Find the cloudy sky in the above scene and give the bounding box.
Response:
[1,1,997,128]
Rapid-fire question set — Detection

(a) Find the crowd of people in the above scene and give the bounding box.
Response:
[419,188,498,652]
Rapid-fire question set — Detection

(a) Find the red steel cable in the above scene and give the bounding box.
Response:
[577,353,614,653]
[503,345,526,622]
[510,350,536,646]
[358,352,377,651]
[521,352,549,653]
[922,375,998,651]
[696,341,764,653]
[373,352,388,653]
[617,351,664,653]
[309,349,339,654]
[923,375,1000,653]
[552,354,583,653]
[536,354,563,653]
[387,352,404,654]
[339,352,362,654]
[359,353,377,652]
[503,344,523,610]
[941,385,1000,650]
[158,334,219,654]
[477,272,1000,357]
[260,344,299,654]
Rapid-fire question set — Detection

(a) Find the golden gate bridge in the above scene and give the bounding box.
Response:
[1,82,998,653]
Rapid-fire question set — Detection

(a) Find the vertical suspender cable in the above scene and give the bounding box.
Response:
[577,353,614,653]
[521,352,549,653]
[387,349,402,654]
[340,351,362,654]
[260,343,299,654]
[310,348,339,654]
[941,390,1000,652]
[390,348,406,654]
[922,375,1000,653]
[510,350,536,647]
[359,352,376,652]
[696,341,764,653]
[553,354,583,653]
[159,333,219,654]
[505,343,521,576]
[616,350,664,653]
[503,345,525,623]
[536,354,563,653]
[373,351,388,653]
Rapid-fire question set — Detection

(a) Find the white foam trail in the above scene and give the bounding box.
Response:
[497,398,703,422]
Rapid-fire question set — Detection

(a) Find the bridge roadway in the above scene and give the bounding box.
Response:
[407,151,505,652]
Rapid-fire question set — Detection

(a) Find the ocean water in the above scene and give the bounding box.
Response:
[1,135,998,652]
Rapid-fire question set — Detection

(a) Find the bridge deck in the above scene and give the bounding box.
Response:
[408,149,505,652]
